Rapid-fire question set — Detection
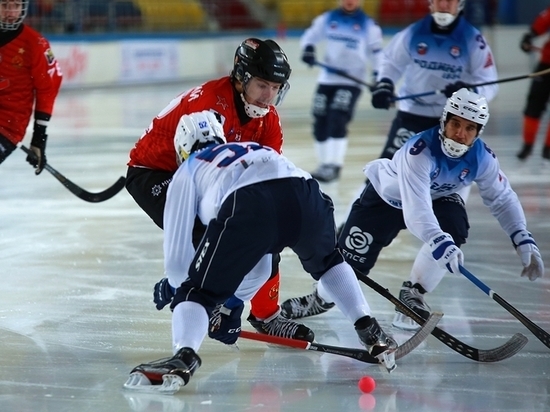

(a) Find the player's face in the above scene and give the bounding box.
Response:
[341,0,361,13]
[0,0,22,23]
[444,116,479,146]
[430,0,459,15]
[242,77,283,108]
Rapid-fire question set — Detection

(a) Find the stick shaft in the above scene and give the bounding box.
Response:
[239,330,379,364]
[393,67,550,101]
[314,61,373,90]
[459,265,550,349]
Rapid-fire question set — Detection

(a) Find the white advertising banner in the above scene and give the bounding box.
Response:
[120,40,179,83]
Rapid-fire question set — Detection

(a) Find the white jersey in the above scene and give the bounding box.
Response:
[379,15,498,117]
[163,142,310,282]
[301,8,383,87]
[364,127,527,244]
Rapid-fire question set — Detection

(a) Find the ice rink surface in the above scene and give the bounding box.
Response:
[1,67,550,412]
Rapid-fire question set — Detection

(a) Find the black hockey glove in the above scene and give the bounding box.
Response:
[443,81,469,98]
[153,277,175,310]
[371,78,394,109]
[301,45,315,67]
[520,31,534,53]
[208,302,244,345]
[26,123,47,175]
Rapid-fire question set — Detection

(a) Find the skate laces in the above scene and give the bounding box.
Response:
[283,285,335,318]
[399,282,431,315]
[259,315,303,339]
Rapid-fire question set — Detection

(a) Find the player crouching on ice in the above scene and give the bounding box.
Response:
[124,111,398,393]
[281,88,544,331]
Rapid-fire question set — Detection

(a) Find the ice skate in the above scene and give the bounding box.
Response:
[247,311,315,342]
[311,164,341,183]
[124,347,201,394]
[516,143,533,160]
[392,281,431,331]
[355,315,398,371]
[280,283,335,320]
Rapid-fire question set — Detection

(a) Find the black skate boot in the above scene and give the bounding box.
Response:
[280,283,335,320]
[247,311,315,342]
[392,281,431,331]
[355,315,398,358]
[517,143,533,160]
[127,347,201,390]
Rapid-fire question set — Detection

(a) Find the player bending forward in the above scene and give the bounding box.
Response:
[281,89,544,330]
[124,111,397,391]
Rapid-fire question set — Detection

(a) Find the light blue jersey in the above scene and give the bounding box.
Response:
[379,16,498,117]
[301,8,383,87]
[364,127,527,243]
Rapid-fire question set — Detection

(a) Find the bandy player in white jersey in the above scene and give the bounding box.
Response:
[124,111,399,391]
[300,0,383,182]
[281,89,544,331]
[371,0,499,159]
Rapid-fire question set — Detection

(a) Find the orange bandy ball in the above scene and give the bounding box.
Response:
[358,376,376,393]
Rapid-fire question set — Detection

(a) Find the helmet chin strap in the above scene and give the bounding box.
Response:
[240,93,269,118]
[439,132,474,158]
[432,12,457,27]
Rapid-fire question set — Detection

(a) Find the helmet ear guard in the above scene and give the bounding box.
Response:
[174,111,226,164]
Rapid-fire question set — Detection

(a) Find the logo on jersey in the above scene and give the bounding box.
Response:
[44,48,56,65]
[431,167,440,180]
[216,95,228,110]
[330,21,338,29]
[416,42,428,55]
[458,168,470,182]
[449,46,461,58]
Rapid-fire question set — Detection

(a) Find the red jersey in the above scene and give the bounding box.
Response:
[128,76,284,172]
[0,25,62,144]
[531,8,550,65]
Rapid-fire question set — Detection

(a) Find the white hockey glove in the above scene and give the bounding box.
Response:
[429,233,464,274]
[511,230,545,281]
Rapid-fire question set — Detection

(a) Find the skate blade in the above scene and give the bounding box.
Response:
[123,372,184,395]
[376,350,396,373]
[392,312,421,331]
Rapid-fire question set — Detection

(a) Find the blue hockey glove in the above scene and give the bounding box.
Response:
[301,45,315,67]
[371,78,394,109]
[153,277,175,310]
[429,233,464,274]
[443,81,469,98]
[208,301,244,345]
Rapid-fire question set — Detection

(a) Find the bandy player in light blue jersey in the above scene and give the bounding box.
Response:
[371,0,499,159]
[281,89,544,331]
[300,0,383,182]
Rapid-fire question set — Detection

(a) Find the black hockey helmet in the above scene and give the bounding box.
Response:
[232,38,292,85]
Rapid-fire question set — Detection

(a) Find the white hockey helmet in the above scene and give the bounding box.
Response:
[439,88,489,157]
[174,110,226,164]
[429,0,465,27]
[0,0,29,31]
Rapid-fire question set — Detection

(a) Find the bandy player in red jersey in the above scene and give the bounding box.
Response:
[0,0,62,173]
[126,38,314,343]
